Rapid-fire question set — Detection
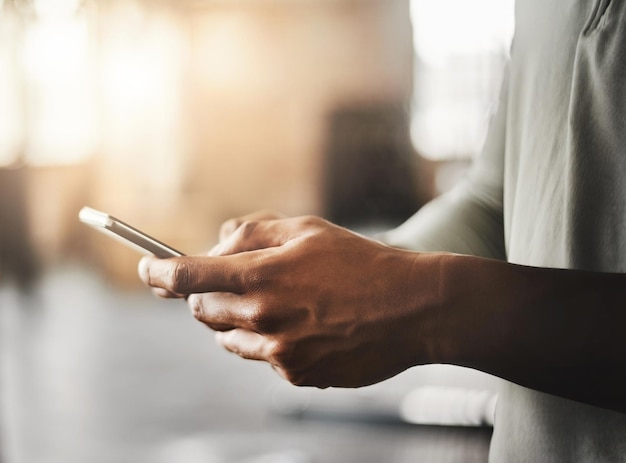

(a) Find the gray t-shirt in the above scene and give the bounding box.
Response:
[382,0,626,461]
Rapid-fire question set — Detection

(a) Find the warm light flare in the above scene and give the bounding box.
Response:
[0,12,21,166]
[411,0,514,65]
[101,20,182,119]
[21,18,88,83]
[98,10,186,191]
[32,0,82,19]
[20,14,96,165]
[196,13,263,91]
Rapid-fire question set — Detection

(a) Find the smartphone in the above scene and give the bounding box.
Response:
[79,206,185,258]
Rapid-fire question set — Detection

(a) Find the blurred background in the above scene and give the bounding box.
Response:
[0,0,513,462]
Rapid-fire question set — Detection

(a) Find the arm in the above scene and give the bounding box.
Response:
[379,65,510,260]
[435,253,626,414]
[139,217,626,414]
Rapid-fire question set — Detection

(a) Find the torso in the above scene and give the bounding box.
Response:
[493,1,626,461]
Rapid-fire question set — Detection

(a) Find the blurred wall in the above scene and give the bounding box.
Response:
[3,0,414,285]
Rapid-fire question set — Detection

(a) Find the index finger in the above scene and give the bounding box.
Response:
[138,253,255,295]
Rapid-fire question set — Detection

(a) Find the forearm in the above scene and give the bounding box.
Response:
[428,253,626,412]
[380,182,506,260]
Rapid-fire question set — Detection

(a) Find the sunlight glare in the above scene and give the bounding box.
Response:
[32,0,82,19]
[411,0,514,65]
[99,11,186,190]
[0,12,21,166]
[409,0,515,160]
[21,15,95,165]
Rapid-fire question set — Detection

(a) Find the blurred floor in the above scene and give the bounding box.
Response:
[1,265,492,463]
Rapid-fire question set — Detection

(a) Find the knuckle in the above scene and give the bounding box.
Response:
[297,215,323,228]
[242,255,271,293]
[168,260,191,294]
[269,342,290,365]
[268,341,298,373]
[219,219,239,239]
[238,220,259,239]
[269,341,326,388]
[268,347,301,385]
[244,303,273,333]
[245,266,265,292]
[187,294,204,321]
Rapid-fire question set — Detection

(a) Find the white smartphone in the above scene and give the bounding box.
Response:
[79,206,185,258]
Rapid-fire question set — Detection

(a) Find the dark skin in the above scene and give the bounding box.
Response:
[139,213,626,414]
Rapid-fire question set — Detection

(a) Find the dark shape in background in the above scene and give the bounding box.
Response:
[322,103,421,230]
[0,166,40,290]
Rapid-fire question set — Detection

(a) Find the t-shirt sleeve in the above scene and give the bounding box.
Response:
[378,65,509,260]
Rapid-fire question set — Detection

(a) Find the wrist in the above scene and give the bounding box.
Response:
[423,253,507,368]
[397,251,450,367]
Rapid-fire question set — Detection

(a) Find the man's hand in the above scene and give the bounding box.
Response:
[139,213,626,412]
[138,216,441,388]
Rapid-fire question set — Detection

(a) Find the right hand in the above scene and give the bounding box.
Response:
[139,215,440,388]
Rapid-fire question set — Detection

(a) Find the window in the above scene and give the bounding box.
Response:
[0,0,96,167]
[0,0,184,173]
[410,0,515,160]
